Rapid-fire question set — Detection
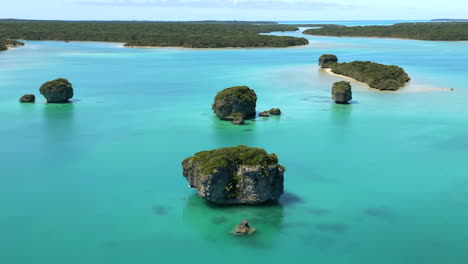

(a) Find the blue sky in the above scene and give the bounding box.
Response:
[1,0,466,21]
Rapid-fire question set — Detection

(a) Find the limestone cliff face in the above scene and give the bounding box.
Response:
[212,86,257,123]
[182,145,284,205]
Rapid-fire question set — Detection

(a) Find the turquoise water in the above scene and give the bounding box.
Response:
[1,29,468,264]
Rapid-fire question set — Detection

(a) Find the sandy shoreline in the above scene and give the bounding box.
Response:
[322,68,454,93]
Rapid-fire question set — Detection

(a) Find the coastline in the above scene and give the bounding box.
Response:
[322,68,454,93]
[303,33,468,42]
[122,45,306,50]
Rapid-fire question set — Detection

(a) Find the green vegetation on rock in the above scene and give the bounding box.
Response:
[212,86,257,122]
[0,39,24,51]
[184,145,281,175]
[319,54,338,68]
[182,145,285,204]
[331,61,410,91]
[304,23,468,41]
[0,20,309,48]
[39,78,74,103]
[321,55,410,91]
[332,81,352,103]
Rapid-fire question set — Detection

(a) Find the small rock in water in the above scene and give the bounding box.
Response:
[332,81,352,104]
[269,108,281,115]
[152,205,169,215]
[19,94,35,103]
[233,220,256,235]
[232,117,245,125]
[259,111,270,117]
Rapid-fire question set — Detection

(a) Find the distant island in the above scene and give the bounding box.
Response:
[304,23,468,41]
[431,19,468,22]
[0,19,309,48]
[319,55,410,91]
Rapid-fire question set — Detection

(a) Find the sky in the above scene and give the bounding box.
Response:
[1,0,467,21]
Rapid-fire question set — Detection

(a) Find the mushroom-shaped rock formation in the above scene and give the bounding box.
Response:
[19,94,35,103]
[212,86,257,124]
[232,220,256,235]
[319,54,338,68]
[332,81,352,104]
[269,108,281,115]
[259,111,270,117]
[182,145,285,205]
[39,78,73,103]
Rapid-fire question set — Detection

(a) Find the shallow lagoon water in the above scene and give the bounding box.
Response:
[1,27,468,264]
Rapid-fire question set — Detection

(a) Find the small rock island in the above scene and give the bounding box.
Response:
[212,86,257,125]
[320,54,410,91]
[39,78,74,103]
[182,145,285,205]
[19,94,35,103]
[319,54,338,68]
[232,220,256,236]
[332,81,352,104]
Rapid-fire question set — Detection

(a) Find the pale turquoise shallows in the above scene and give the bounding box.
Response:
[1,23,468,264]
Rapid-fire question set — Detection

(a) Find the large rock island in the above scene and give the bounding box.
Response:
[320,55,410,91]
[39,78,74,103]
[212,86,257,124]
[182,145,285,205]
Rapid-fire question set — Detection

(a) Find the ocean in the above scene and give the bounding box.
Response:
[0,21,467,263]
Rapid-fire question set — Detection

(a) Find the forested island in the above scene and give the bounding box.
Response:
[0,20,309,48]
[304,23,468,41]
[0,39,24,51]
[431,19,468,22]
[319,55,410,91]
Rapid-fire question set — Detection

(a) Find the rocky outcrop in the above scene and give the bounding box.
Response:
[319,54,338,68]
[259,111,270,117]
[19,94,35,103]
[39,78,73,103]
[269,108,281,115]
[212,86,257,124]
[233,220,256,235]
[332,81,352,104]
[232,116,245,125]
[182,145,285,205]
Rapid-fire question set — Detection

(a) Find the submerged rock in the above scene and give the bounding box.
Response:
[319,54,338,68]
[212,86,257,124]
[232,116,245,125]
[269,108,281,115]
[332,81,352,104]
[39,78,73,103]
[182,145,285,205]
[19,94,35,103]
[259,111,270,117]
[232,220,256,235]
